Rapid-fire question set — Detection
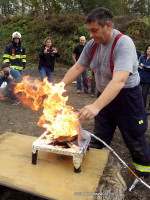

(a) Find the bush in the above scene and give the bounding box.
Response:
[0,13,149,67]
[115,16,150,52]
[76,24,90,40]
[50,14,85,34]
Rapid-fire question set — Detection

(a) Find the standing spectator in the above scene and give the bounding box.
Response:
[138,44,150,108]
[62,7,150,186]
[0,63,22,105]
[39,37,60,83]
[3,31,26,74]
[72,36,88,94]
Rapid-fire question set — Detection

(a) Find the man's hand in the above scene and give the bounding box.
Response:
[140,63,144,67]
[52,47,57,53]
[78,104,100,121]
[7,74,13,80]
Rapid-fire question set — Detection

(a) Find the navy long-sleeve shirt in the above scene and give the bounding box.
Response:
[138,55,150,83]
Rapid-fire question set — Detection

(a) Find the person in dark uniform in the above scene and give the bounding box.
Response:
[3,31,26,74]
[138,44,150,108]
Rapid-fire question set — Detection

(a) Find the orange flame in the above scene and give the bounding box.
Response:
[14,76,79,139]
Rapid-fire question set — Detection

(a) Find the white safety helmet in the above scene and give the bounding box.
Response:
[12,31,21,40]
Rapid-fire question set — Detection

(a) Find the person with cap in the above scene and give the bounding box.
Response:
[3,31,26,74]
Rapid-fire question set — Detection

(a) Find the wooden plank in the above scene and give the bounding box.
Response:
[0,132,109,200]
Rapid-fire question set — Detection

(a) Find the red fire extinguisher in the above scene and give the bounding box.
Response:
[12,49,15,56]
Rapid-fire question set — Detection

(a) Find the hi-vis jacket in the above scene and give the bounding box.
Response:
[3,41,26,71]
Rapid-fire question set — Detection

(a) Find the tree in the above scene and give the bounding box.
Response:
[41,0,62,13]
[132,0,150,16]
[20,0,25,15]
[73,0,128,16]
[0,0,20,17]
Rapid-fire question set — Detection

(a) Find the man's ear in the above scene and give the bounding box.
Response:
[106,21,112,29]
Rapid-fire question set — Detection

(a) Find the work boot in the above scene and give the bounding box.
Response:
[12,101,20,106]
[77,90,81,94]
[84,90,89,94]
[90,94,95,98]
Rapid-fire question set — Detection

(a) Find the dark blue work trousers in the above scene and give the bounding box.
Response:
[90,84,150,172]
[141,83,150,108]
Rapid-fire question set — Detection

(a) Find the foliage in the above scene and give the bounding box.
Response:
[115,15,150,52]
[50,14,85,34]
[139,16,150,26]
[0,0,150,17]
[132,0,150,16]
[0,13,149,68]
[76,24,90,40]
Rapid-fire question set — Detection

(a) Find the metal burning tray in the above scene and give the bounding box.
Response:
[32,131,88,173]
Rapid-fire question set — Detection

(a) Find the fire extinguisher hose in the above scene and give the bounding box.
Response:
[90,133,150,190]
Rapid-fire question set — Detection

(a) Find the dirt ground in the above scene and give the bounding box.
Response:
[0,67,150,200]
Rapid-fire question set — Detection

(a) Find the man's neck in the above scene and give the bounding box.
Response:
[103,29,114,44]
[108,29,114,43]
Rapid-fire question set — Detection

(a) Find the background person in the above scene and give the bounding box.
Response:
[38,37,60,83]
[62,7,150,186]
[72,36,89,94]
[0,63,22,105]
[138,44,150,108]
[3,31,26,74]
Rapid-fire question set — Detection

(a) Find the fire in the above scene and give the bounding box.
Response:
[14,76,79,139]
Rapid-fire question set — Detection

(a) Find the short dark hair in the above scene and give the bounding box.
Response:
[1,63,10,70]
[86,7,114,27]
[144,44,150,56]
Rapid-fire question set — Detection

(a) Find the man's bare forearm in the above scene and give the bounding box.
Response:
[94,79,124,111]
[78,71,130,121]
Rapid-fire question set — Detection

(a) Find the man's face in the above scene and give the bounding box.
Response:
[2,67,10,73]
[80,37,86,46]
[86,20,112,44]
[14,38,20,44]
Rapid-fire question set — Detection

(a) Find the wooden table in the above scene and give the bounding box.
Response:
[0,132,109,200]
